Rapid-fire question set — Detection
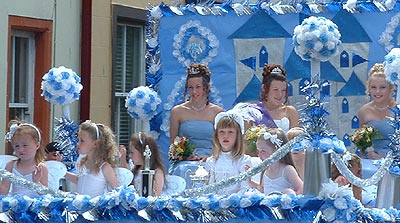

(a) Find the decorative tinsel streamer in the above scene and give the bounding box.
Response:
[179,134,305,197]
[331,151,394,188]
[0,169,73,198]
[54,117,79,170]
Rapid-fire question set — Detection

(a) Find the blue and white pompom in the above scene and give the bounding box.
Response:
[125,86,161,121]
[41,66,83,105]
[384,48,400,84]
[293,16,341,62]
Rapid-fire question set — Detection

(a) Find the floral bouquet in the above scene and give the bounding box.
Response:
[244,125,267,153]
[349,125,380,153]
[168,136,196,162]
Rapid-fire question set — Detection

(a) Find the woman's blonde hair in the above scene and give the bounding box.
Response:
[366,63,395,96]
[78,121,118,174]
[212,116,244,159]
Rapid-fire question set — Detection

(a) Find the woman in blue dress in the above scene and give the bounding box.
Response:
[358,63,396,159]
[169,63,223,187]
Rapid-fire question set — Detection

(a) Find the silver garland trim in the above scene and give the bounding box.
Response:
[0,169,73,198]
[179,134,305,197]
[331,151,394,188]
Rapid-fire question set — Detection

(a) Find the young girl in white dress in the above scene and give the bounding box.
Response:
[64,120,120,197]
[205,111,252,195]
[248,128,303,195]
[0,121,48,196]
[129,132,165,196]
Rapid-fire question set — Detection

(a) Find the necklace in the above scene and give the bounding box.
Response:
[191,103,207,112]
[373,103,389,111]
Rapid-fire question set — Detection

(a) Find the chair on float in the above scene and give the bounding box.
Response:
[115,167,134,186]
[45,161,67,190]
[0,155,17,169]
[162,175,186,195]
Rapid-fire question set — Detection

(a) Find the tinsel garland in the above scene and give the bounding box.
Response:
[0,169,72,198]
[331,151,393,188]
[179,134,305,197]
[54,117,79,170]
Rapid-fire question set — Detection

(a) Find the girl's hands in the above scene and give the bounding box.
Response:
[32,165,43,183]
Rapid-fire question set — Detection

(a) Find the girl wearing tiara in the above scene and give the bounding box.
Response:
[0,120,48,196]
[358,63,396,159]
[248,128,303,195]
[169,63,223,187]
[205,111,252,195]
[64,121,120,197]
[129,132,165,196]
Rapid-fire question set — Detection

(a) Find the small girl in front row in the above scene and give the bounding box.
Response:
[248,128,303,195]
[129,132,165,196]
[205,111,252,195]
[65,121,120,197]
[0,120,48,196]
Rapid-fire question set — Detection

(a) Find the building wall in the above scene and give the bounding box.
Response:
[90,0,164,125]
[0,0,81,154]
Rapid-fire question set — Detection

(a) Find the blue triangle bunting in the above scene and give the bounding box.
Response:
[352,53,368,67]
[240,56,257,71]
[234,74,261,104]
[336,71,366,96]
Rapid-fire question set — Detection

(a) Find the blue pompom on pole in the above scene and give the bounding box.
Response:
[384,48,400,103]
[41,66,83,170]
[125,86,162,121]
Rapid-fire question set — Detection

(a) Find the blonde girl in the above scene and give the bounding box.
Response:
[250,128,303,195]
[129,132,165,196]
[205,111,252,195]
[64,120,120,197]
[0,120,48,196]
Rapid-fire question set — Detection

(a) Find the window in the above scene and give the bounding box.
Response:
[9,31,35,123]
[113,22,145,147]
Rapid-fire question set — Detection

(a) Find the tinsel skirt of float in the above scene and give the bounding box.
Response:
[303,148,331,196]
[376,172,400,209]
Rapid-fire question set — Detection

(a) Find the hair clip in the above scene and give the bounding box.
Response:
[263,132,282,147]
[271,67,282,75]
[138,132,144,145]
[214,111,245,134]
[84,120,100,140]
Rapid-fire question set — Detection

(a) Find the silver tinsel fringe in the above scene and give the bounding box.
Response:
[331,151,394,188]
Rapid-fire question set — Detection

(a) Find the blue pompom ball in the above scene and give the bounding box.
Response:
[125,86,161,121]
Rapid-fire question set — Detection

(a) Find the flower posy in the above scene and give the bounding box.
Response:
[168,136,195,161]
[349,125,380,152]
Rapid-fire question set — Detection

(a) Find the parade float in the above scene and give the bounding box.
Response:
[1,1,400,222]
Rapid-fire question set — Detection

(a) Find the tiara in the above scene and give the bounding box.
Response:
[214,111,245,134]
[189,67,200,75]
[271,67,282,75]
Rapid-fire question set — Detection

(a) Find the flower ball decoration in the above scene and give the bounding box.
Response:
[125,86,161,121]
[293,16,341,62]
[41,66,83,105]
[384,48,400,84]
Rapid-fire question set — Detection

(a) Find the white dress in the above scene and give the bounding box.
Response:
[10,161,39,197]
[205,151,252,195]
[263,165,295,195]
[274,117,290,133]
[76,163,109,197]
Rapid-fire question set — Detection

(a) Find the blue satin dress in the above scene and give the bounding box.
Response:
[368,120,394,156]
[170,120,214,189]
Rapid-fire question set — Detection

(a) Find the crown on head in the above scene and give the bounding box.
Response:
[189,67,200,75]
[271,67,282,75]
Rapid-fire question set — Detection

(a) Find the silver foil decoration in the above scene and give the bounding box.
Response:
[303,149,331,196]
[178,134,305,197]
[0,169,73,198]
[331,151,394,187]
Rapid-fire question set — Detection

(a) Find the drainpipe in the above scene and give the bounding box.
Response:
[80,0,92,121]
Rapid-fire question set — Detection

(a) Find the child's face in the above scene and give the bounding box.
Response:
[217,127,237,152]
[256,138,275,161]
[12,134,39,161]
[77,130,96,155]
[350,162,362,178]
[129,145,143,166]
